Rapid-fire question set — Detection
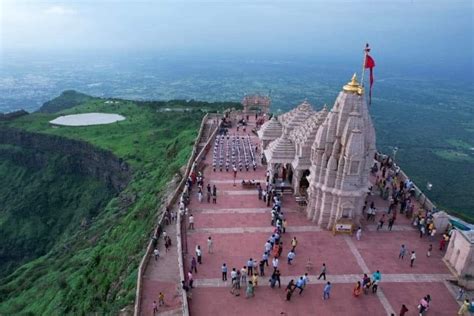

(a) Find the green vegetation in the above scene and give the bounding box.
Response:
[370,80,474,222]
[0,91,240,314]
[0,148,114,278]
[37,90,93,113]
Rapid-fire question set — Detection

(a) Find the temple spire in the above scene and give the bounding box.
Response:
[343,73,363,95]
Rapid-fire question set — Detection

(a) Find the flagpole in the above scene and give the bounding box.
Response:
[360,43,368,88]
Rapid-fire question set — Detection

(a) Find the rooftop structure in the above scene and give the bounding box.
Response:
[278,99,314,133]
[242,94,271,114]
[257,116,282,149]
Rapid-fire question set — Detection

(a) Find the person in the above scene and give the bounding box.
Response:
[269,272,277,288]
[372,270,382,282]
[164,236,171,252]
[158,292,165,307]
[399,244,407,259]
[273,269,281,288]
[152,235,158,249]
[283,219,287,233]
[222,263,228,281]
[353,281,362,297]
[153,300,158,314]
[410,251,416,267]
[188,214,194,230]
[318,263,327,280]
[286,280,295,301]
[251,273,259,287]
[291,237,298,252]
[302,273,309,289]
[207,236,213,254]
[191,257,197,273]
[456,287,466,301]
[259,260,265,276]
[377,214,386,231]
[153,248,160,261]
[262,251,269,266]
[247,258,254,276]
[212,185,217,203]
[272,257,279,272]
[399,304,409,316]
[427,244,432,257]
[323,281,332,300]
[181,280,190,292]
[246,280,255,298]
[188,271,194,288]
[372,279,379,293]
[196,245,202,264]
[287,250,295,264]
[356,227,362,241]
[231,268,237,283]
[230,277,240,296]
[418,296,429,315]
[207,183,211,203]
[388,216,395,231]
[240,266,247,286]
[458,299,470,315]
[296,276,305,295]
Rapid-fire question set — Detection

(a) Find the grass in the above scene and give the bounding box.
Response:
[0,93,240,314]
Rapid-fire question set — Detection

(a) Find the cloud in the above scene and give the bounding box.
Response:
[44,5,76,15]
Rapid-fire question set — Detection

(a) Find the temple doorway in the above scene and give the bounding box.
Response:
[299,169,310,195]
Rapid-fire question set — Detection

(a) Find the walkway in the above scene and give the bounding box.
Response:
[140,206,182,316]
[181,115,460,315]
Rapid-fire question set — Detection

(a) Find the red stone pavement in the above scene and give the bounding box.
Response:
[142,115,461,315]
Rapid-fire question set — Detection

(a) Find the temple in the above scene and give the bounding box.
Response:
[242,94,271,114]
[260,74,376,229]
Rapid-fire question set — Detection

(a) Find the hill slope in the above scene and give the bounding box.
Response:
[0,92,240,314]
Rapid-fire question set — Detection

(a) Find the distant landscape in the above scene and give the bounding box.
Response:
[0,54,472,221]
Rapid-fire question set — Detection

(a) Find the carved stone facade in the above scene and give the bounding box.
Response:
[259,74,376,230]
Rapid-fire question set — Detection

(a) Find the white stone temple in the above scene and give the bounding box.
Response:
[259,74,376,229]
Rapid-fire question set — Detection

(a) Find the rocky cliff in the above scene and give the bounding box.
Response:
[0,127,131,192]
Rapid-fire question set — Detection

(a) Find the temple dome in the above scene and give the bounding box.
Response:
[264,131,296,164]
[279,99,315,132]
[257,116,282,142]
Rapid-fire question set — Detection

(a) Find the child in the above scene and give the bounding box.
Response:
[158,292,165,306]
[153,300,158,314]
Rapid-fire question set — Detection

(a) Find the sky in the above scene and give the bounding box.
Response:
[0,0,473,67]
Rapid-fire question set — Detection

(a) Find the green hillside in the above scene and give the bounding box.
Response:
[0,91,240,314]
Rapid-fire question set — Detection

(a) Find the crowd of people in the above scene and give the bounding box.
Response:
[212,134,257,172]
[150,122,472,315]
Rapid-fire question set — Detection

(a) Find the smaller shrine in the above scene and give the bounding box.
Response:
[242,94,271,114]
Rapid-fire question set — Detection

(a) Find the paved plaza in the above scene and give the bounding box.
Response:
[142,116,462,316]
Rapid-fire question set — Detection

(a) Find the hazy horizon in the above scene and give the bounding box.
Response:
[1,1,473,65]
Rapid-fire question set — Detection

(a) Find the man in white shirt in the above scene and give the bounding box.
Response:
[272,257,279,272]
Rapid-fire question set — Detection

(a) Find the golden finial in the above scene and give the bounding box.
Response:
[343,73,364,95]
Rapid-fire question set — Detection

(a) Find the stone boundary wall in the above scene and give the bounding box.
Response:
[175,113,219,315]
[134,113,218,316]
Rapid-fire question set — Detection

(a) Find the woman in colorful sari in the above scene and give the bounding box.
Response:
[353,281,362,297]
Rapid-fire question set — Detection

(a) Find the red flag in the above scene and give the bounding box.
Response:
[365,53,375,105]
